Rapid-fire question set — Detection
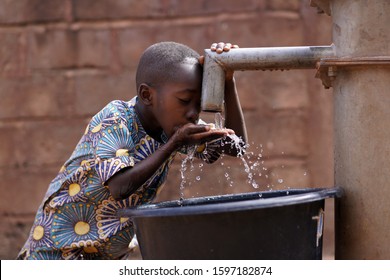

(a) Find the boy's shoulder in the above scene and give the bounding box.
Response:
[89,97,137,127]
[96,98,136,117]
[105,97,136,111]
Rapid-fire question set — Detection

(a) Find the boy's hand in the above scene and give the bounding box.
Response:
[210,42,239,54]
[198,42,239,81]
[171,123,234,149]
[198,42,239,65]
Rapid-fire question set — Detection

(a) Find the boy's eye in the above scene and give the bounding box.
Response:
[177,98,191,104]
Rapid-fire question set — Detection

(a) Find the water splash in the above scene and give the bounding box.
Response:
[178,113,293,197]
[215,112,224,129]
[223,133,259,188]
[179,146,196,202]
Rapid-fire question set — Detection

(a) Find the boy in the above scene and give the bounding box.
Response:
[17,42,247,259]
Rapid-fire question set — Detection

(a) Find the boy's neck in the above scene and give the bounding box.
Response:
[134,102,164,143]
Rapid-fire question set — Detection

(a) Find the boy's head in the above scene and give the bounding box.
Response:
[135,42,204,139]
[136,41,201,90]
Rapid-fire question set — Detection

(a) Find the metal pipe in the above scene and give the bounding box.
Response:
[201,45,335,112]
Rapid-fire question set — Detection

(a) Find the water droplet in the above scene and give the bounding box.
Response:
[196,176,201,181]
[277,179,284,184]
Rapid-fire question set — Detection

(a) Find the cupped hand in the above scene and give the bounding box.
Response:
[171,123,234,149]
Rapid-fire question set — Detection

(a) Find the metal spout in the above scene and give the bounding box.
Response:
[201,45,335,112]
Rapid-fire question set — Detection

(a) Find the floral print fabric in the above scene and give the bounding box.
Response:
[17,97,221,259]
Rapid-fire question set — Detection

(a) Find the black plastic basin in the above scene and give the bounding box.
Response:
[118,187,343,260]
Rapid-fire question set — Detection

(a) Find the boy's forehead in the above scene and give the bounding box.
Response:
[174,62,202,81]
[158,63,202,92]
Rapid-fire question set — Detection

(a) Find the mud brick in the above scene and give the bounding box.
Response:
[118,24,213,70]
[0,0,67,24]
[160,0,265,17]
[245,112,309,157]
[0,166,59,215]
[73,0,163,20]
[254,70,308,110]
[0,119,87,169]
[0,122,24,168]
[0,32,21,76]
[28,28,110,69]
[77,29,111,68]
[28,29,77,69]
[117,27,154,70]
[214,12,304,47]
[266,0,301,11]
[235,70,309,112]
[118,13,303,70]
[0,214,36,259]
[73,0,265,20]
[0,74,73,119]
[73,71,135,116]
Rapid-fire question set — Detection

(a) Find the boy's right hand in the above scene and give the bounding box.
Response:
[170,123,234,149]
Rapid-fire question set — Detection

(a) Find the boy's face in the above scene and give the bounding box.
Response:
[152,62,202,138]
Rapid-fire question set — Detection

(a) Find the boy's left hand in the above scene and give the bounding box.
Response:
[210,42,239,54]
[199,42,239,81]
[198,42,239,65]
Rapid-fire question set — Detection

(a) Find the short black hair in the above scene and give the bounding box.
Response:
[135,41,201,90]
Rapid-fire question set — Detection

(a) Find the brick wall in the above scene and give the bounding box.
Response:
[0,0,333,259]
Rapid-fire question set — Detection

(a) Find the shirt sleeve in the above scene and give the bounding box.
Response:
[93,102,138,184]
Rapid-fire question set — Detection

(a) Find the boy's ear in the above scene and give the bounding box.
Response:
[138,83,154,106]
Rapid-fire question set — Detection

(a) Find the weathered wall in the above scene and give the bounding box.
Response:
[0,0,332,259]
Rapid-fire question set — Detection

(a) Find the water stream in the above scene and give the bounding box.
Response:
[178,113,309,200]
[179,113,264,200]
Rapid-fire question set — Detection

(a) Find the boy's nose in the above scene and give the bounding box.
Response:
[186,107,199,124]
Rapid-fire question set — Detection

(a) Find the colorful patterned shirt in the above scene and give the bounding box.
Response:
[17,97,221,260]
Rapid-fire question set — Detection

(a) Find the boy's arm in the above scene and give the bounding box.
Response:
[106,123,231,200]
[224,76,248,146]
[210,42,248,157]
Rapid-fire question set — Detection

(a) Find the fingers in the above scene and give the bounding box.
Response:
[211,42,231,52]
[224,128,235,135]
[185,124,211,134]
[223,42,232,52]
[210,42,239,54]
[210,43,218,52]
[174,123,237,147]
[191,129,229,143]
[192,127,235,143]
